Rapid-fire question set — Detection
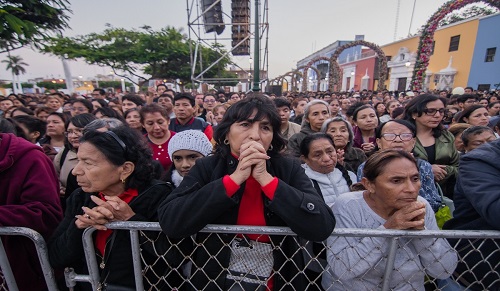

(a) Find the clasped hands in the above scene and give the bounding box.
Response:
[75,195,136,230]
[230,141,273,186]
[384,201,426,230]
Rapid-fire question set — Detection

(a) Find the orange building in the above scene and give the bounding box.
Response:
[382,16,480,91]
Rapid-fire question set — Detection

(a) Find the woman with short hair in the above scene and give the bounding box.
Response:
[288,99,330,157]
[357,120,442,212]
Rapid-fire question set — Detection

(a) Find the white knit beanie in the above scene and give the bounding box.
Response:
[168,130,213,160]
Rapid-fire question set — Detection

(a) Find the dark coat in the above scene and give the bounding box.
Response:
[158,154,335,290]
[287,123,316,157]
[0,133,63,291]
[444,139,500,290]
[48,180,182,290]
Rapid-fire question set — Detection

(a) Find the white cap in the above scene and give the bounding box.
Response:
[452,87,465,95]
[168,130,213,160]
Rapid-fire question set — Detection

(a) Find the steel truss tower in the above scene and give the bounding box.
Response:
[186,0,269,91]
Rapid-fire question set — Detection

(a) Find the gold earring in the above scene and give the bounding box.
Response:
[121,178,126,184]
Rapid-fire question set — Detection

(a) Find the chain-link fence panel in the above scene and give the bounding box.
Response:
[73,222,500,291]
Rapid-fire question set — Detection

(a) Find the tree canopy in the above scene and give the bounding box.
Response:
[0,0,70,52]
[43,25,232,85]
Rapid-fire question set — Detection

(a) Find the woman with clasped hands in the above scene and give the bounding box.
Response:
[48,126,182,290]
[158,93,335,290]
[322,149,457,290]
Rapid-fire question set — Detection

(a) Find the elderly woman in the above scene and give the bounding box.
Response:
[321,117,367,173]
[322,150,458,290]
[158,94,335,290]
[357,120,442,212]
[461,125,496,153]
[300,133,356,207]
[48,126,181,290]
[288,99,330,157]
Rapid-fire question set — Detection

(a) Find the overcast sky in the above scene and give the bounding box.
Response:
[0,0,451,82]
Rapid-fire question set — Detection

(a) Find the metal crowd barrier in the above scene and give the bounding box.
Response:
[0,227,59,291]
[73,222,500,291]
[2,224,500,290]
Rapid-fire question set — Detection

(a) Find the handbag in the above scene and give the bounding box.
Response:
[225,236,273,290]
[435,183,453,229]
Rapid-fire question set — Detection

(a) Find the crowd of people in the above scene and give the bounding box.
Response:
[0,85,499,290]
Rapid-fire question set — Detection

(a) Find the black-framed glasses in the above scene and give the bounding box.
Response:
[423,108,446,116]
[381,133,414,141]
[204,100,216,103]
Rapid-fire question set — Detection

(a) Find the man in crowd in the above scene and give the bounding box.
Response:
[157,93,175,119]
[169,93,213,140]
[273,98,301,140]
[91,88,107,100]
[457,94,478,112]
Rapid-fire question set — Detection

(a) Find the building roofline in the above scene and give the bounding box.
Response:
[382,13,499,48]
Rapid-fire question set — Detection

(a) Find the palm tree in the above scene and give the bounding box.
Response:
[2,55,29,94]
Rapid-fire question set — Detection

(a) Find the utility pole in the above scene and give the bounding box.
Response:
[252,0,260,91]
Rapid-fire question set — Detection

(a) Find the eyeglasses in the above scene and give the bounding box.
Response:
[70,107,87,112]
[423,108,446,116]
[64,128,84,137]
[204,100,216,103]
[381,133,414,141]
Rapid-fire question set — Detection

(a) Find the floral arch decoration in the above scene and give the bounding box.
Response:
[411,0,500,90]
[330,40,387,92]
[269,77,281,85]
[279,70,303,92]
[301,57,332,92]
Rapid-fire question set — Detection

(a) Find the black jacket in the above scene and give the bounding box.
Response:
[158,154,335,290]
[48,180,182,290]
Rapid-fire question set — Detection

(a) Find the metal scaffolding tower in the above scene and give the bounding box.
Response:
[186,0,269,91]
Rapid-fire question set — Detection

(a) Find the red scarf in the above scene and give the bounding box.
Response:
[95,188,138,255]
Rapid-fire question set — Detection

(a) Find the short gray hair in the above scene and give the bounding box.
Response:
[83,118,124,134]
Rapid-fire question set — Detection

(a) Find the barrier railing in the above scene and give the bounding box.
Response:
[0,227,59,291]
[74,222,500,291]
[2,224,499,290]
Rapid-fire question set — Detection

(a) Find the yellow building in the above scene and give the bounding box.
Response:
[382,16,479,91]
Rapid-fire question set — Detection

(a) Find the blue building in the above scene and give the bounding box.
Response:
[468,13,500,91]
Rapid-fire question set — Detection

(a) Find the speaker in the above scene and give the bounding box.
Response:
[201,0,225,35]
[231,0,250,55]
